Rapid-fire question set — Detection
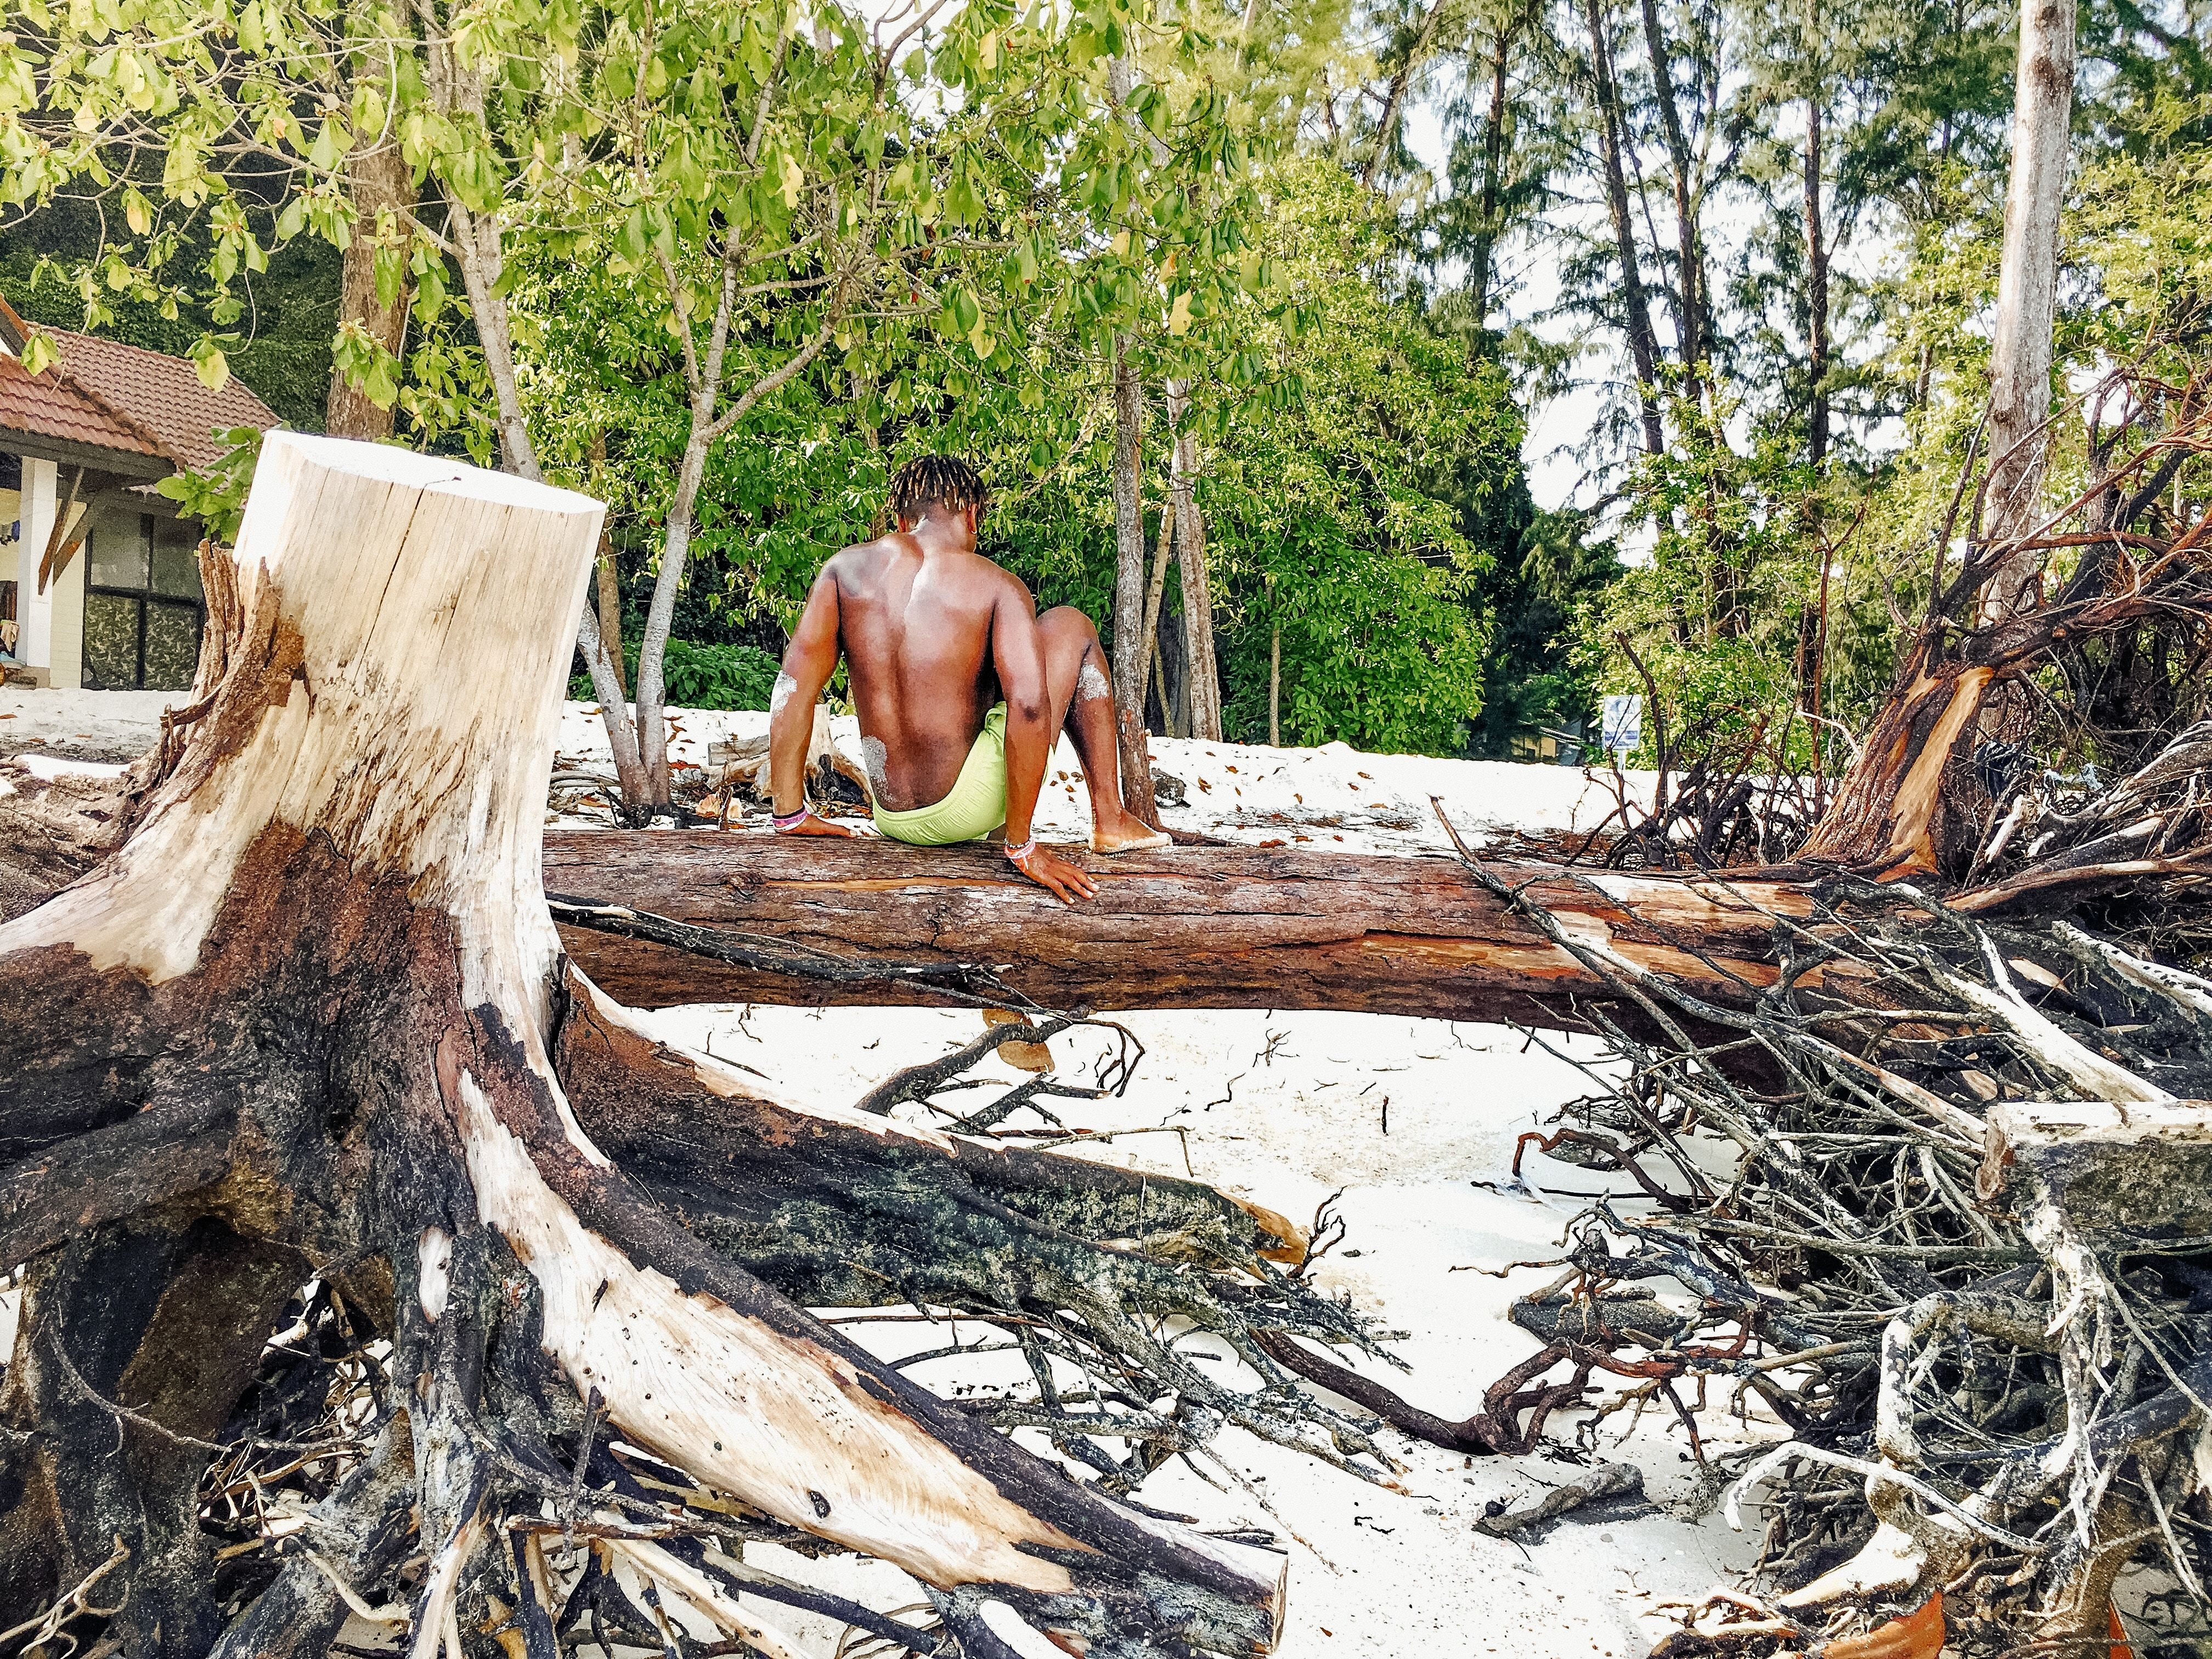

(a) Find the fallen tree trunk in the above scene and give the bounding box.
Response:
[1,435,1380,1657]
[545,832,1816,1034]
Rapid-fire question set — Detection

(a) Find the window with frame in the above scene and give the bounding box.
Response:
[82,508,204,691]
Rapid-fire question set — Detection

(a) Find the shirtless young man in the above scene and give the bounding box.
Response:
[766,455,1169,904]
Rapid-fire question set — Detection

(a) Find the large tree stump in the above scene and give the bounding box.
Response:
[0,436,1315,1657]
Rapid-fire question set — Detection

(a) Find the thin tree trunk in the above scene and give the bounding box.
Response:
[1361,0,1449,190]
[634,416,713,812]
[325,12,412,442]
[447,206,539,484]
[1637,0,1707,399]
[1468,16,1520,329]
[1168,382,1222,741]
[1110,341,1160,824]
[1269,615,1282,746]
[422,9,653,818]
[1139,483,1176,715]
[590,430,627,699]
[1803,0,1832,470]
[1582,0,1666,455]
[634,255,745,815]
[1980,0,2078,617]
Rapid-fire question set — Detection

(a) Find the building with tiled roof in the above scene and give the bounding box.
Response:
[1,296,278,690]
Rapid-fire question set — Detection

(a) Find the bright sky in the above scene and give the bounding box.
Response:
[1400,101,1605,518]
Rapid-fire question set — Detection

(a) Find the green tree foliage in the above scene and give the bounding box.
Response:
[567,639,781,710]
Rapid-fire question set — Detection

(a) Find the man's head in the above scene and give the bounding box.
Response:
[887,455,989,543]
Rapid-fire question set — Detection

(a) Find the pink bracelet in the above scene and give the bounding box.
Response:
[1004,836,1037,861]
[773,805,814,831]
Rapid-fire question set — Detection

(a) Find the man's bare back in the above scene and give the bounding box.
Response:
[765,454,1166,904]
[820,528,1030,812]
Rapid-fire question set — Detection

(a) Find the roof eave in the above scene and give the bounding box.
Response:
[0,428,174,479]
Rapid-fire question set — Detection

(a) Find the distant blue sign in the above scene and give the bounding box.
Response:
[1601,693,1644,760]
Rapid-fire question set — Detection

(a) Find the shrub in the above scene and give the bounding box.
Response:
[570,639,782,711]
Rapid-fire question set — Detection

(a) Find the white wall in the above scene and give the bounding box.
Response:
[47,500,81,690]
[14,456,54,682]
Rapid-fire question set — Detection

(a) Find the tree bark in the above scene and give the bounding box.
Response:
[1169,383,1223,742]
[1980,0,2077,616]
[325,149,412,441]
[325,0,413,443]
[1637,0,1708,400]
[1802,0,1831,470]
[1582,0,1666,455]
[543,831,1812,1037]
[0,435,1306,1656]
[1110,341,1161,824]
[1467,14,1521,330]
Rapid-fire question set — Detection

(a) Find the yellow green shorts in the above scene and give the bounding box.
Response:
[871,704,1008,845]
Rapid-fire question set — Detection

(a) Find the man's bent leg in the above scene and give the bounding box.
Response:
[1038,607,1169,853]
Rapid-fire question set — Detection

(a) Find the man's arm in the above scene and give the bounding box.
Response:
[768,562,851,837]
[991,579,1096,902]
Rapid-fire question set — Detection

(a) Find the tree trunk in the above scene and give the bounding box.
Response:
[1795,639,1997,874]
[1139,471,1176,719]
[1980,0,2077,616]
[1467,15,1520,329]
[1111,343,1161,824]
[1582,0,1666,455]
[634,407,714,814]
[1269,614,1282,745]
[1802,4,1831,470]
[1169,382,1223,742]
[1361,0,1449,190]
[1637,0,1708,400]
[0,435,1308,1656]
[325,133,412,439]
[542,831,1812,1037]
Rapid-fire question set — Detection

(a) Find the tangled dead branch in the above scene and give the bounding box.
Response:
[1419,837,2212,1656]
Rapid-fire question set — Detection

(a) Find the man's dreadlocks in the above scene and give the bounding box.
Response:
[886,455,990,526]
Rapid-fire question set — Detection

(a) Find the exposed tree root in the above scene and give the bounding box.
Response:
[0,437,1404,1658]
[1421,836,2212,1656]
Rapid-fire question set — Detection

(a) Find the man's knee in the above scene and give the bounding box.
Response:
[1039,605,1101,646]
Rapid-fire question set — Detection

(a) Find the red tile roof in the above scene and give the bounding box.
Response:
[0,295,278,473]
[0,347,164,462]
[44,326,278,470]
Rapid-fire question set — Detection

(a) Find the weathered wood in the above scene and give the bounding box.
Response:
[0,435,1341,1657]
[546,830,1814,1032]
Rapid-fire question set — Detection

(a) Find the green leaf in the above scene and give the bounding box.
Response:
[189,336,229,391]
[18,330,56,375]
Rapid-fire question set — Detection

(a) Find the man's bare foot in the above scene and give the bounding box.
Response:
[775,807,857,837]
[1090,814,1171,854]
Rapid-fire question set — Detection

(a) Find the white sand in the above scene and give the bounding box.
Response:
[554,701,1661,853]
[0,685,188,762]
[628,1002,1779,1658]
[10,690,1662,851]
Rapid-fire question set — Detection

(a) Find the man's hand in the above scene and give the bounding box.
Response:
[1007,840,1097,904]
[774,806,856,838]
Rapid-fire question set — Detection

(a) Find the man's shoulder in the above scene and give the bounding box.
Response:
[970,551,1034,599]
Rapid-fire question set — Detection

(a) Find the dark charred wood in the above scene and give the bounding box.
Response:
[0,1217,306,1657]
